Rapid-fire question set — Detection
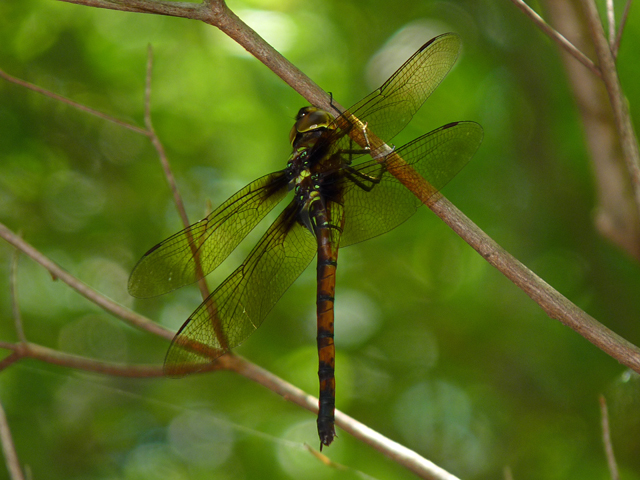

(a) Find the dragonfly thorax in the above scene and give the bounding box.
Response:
[285,107,338,233]
[286,149,323,233]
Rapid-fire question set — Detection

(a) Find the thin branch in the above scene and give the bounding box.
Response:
[599,395,620,480]
[0,68,147,136]
[606,0,615,46]
[229,356,462,480]
[428,198,640,373]
[10,249,26,344]
[0,337,464,480]
[0,342,167,378]
[0,352,21,373]
[143,46,215,322]
[508,0,602,77]
[0,222,172,342]
[188,1,640,372]
[582,0,640,219]
[543,0,640,260]
[0,399,25,480]
[58,0,195,15]
[612,0,633,57]
[144,46,190,232]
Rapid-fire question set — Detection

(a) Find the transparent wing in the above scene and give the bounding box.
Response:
[128,172,288,298]
[164,202,317,375]
[339,121,483,246]
[331,32,462,157]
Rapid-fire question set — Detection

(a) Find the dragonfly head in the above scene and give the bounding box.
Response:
[289,107,336,146]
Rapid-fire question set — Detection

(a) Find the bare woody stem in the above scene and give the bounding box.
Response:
[0,223,172,341]
[0,400,25,480]
[142,47,220,343]
[581,0,640,223]
[599,395,620,480]
[507,0,601,77]
[511,0,640,258]
[612,0,633,58]
[57,0,336,111]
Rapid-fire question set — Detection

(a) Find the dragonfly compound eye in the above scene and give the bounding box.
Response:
[289,107,336,145]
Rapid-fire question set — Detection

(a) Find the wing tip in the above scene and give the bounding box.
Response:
[419,32,462,54]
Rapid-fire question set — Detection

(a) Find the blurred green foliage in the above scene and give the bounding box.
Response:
[1,0,640,479]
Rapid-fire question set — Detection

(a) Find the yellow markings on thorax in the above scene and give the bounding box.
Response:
[295,169,311,185]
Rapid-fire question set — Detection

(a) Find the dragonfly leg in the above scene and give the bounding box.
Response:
[362,121,371,152]
[343,165,386,192]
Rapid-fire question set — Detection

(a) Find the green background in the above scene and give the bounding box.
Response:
[1,0,640,479]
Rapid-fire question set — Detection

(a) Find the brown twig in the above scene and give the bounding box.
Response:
[582,0,640,225]
[142,45,223,350]
[428,197,640,373]
[542,0,640,260]
[143,46,190,232]
[57,0,191,14]
[0,352,21,373]
[599,395,620,480]
[0,68,148,136]
[0,342,167,377]
[180,0,640,374]
[613,0,633,58]
[507,0,601,77]
[0,399,25,480]
[0,222,172,341]
[606,0,615,46]
[228,356,462,480]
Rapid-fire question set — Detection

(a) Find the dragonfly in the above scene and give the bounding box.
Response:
[128,32,483,448]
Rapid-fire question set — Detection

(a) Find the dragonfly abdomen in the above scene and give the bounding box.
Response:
[311,198,344,448]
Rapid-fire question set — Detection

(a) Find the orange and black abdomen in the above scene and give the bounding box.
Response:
[311,199,344,448]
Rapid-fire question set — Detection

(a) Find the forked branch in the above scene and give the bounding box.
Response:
[581,0,640,223]
[507,0,601,76]
[511,0,640,259]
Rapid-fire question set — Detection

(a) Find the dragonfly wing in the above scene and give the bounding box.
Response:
[128,171,288,298]
[164,201,317,375]
[340,121,483,246]
[335,32,462,154]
